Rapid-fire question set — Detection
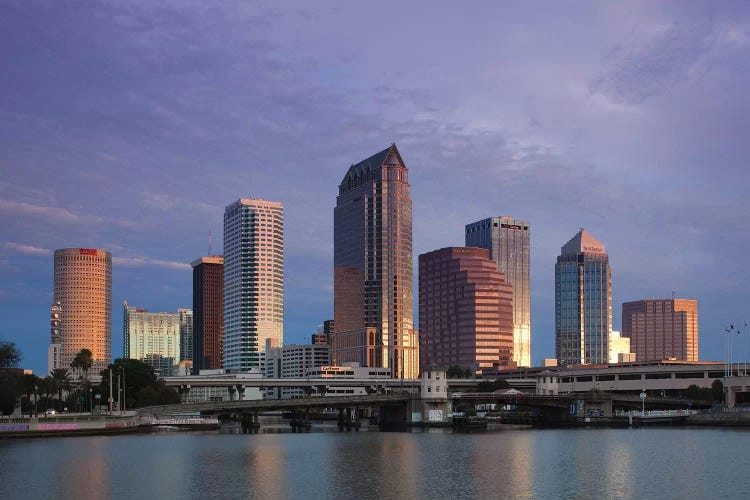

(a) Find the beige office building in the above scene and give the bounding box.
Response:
[223,199,284,371]
[622,299,698,362]
[53,248,112,375]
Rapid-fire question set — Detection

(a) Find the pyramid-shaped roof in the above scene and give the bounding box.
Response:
[561,228,606,255]
[339,143,404,187]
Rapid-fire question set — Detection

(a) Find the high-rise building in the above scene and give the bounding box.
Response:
[622,299,698,362]
[52,248,112,375]
[178,308,193,363]
[466,216,531,367]
[123,301,181,377]
[192,256,224,371]
[419,247,514,373]
[333,144,418,379]
[223,199,284,371]
[555,229,612,366]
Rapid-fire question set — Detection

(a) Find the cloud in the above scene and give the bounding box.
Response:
[590,21,714,104]
[1,242,52,256]
[0,199,136,228]
[142,192,221,214]
[112,256,190,270]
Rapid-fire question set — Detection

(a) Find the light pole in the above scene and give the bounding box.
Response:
[640,388,646,415]
[121,365,126,416]
[89,387,93,414]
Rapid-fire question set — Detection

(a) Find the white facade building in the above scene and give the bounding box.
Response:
[265,343,330,399]
[123,301,181,377]
[223,199,284,371]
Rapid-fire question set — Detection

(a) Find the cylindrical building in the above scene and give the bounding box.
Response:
[54,248,112,375]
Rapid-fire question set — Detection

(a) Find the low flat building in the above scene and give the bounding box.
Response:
[265,343,331,399]
[164,369,263,403]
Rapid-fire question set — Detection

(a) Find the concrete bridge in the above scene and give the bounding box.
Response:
[138,393,413,417]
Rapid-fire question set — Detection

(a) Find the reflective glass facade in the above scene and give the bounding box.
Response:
[555,230,611,365]
[333,144,418,378]
[178,308,193,362]
[223,199,284,371]
[466,216,531,367]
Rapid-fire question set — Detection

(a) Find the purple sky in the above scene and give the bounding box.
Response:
[2,1,749,374]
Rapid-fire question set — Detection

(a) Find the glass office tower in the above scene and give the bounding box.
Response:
[333,144,418,378]
[466,216,531,367]
[555,229,611,366]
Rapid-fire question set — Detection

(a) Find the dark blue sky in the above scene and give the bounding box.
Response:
[2,1,749,374]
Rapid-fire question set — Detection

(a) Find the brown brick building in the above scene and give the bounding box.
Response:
[191,256,224,371]
[419,247,514,373]
[622,299,698,362]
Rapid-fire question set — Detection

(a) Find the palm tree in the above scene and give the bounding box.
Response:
[41,376,55,412]
[21,374,39,417]
[70,348,93,380]
[50,368,71,410]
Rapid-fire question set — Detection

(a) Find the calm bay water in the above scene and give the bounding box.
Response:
[0,427,747,499]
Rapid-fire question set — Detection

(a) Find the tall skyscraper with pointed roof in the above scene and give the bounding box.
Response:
[555,229,612,365]
[333,144,418,378]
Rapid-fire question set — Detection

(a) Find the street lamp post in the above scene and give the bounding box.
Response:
[89,387,93,414]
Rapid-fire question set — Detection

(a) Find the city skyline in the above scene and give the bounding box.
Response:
[2,2,749,374]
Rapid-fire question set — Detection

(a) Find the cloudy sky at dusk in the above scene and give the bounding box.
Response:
[2,1,749,374]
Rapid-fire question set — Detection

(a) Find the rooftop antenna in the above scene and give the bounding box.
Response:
[672,290,676,300]
[208,225,213,256]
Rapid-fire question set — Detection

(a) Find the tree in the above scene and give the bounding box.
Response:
[0,340,22,368]
[712,379,724,402]
[41,376,55,411]
[70,348,93,380]
[447,365,474,379]
[0,372,22,415]
[476,379,510,392]
[99,358,179,408]
[51,368,72,409]
[21,374,40,417]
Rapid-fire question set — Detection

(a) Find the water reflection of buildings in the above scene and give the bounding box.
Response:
[471,432,533,498]
[320,434,418,498]
[246,438,286,499]
[58,436,110,499]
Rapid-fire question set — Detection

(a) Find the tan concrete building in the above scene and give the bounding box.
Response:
[53,248,112,375]
[608,330,634,364]
[622,299,698,362]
